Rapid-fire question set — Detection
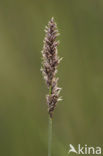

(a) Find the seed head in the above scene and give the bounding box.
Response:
[41,17,62,118]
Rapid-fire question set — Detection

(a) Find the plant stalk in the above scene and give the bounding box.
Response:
[48,116,52,156]
[48,86,52,156]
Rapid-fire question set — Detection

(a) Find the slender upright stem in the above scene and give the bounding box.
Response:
[48,86,52,156]
[48,116,52,156]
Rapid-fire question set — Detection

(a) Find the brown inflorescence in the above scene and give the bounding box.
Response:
[41,17,62,118]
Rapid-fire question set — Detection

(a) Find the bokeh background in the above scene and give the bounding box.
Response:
[0,0,103,156]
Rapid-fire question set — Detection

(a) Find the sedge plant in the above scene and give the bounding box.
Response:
[41,17,62,156]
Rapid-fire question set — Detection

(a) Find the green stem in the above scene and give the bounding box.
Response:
[48,116,52,156]
[49,86,52,95]
[48,86,52,156]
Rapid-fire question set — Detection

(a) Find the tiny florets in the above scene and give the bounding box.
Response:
[41,17,62,118]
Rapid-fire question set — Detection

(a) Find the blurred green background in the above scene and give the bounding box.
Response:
[0,0,103,156]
